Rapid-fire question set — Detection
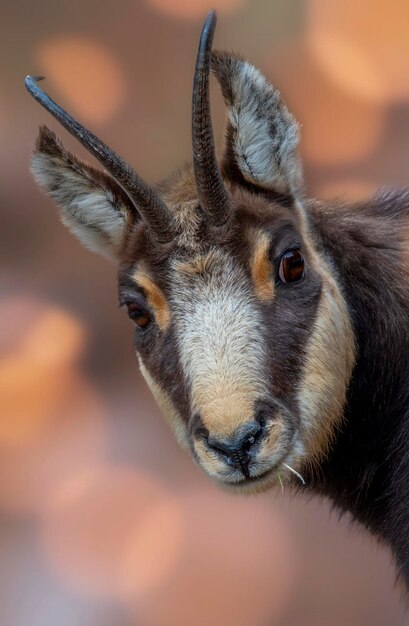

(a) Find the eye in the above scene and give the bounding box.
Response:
[125,302,152,329]
[278,249,305,283]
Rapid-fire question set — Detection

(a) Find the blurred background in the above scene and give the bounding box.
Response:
[1,0,409,624]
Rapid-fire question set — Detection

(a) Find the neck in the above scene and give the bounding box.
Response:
[308,191,409,585]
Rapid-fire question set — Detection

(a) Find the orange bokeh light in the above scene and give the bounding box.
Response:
[41,467,183,599]
[267,40,384,166]
[316,180,378,203]
[36,37,127,124]
[0,297,85,446]
[133,489,297,626]
[0,353,71,445]
[0,296,107,513]
[308,35,384,103]
[21,305,85,367]
[0,374,107,514]
[0,297,85,445]
[147,0,243,20]
[307,0,409,103]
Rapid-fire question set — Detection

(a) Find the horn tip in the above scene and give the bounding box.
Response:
[198,10,217,57]
[25,75,46,93]
[203,10,217,31]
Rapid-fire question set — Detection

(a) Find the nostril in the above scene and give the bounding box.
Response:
[244,421,263,446]
[194,425,209,442]
[255,411,267,429]
[206,437,231,456]
[207,421,264,458]
[242,435,256,453]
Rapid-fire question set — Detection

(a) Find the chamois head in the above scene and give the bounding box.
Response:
[27,12,355,492]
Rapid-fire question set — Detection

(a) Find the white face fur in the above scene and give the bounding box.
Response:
[173,251,266,435]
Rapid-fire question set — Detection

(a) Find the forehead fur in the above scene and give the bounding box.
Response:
[125,165,303,266]
[157,165,203,251]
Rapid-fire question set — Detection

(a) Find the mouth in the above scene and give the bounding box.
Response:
[223,450,306,492]
[239,467,273,484]
[217,442,299,492]
[193,405,299,491]
[222,465,277,491]
[226,427,298,490]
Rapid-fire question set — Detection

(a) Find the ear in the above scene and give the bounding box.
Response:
[211,52,302,197]
[31,126,138,261]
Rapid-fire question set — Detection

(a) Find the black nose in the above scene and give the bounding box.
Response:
[206,421,264,479]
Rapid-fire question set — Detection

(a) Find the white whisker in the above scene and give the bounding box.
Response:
[283,463,306,485]
[276,472,284,494]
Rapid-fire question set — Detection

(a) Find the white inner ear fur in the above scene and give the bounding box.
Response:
[31,153,126,260]
[224,61,302,195]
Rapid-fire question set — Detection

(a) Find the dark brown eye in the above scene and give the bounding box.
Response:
[278,249,305,283]
[126,302,152,329]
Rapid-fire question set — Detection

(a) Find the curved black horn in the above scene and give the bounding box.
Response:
[25,75,175,243]
[192,11,230,225]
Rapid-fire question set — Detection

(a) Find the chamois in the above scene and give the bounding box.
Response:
[26,12,409,587]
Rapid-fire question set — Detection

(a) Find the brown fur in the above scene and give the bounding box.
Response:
[139,360,189,450]
[158,166,204,250]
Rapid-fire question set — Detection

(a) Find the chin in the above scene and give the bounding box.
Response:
[204,464,280,495]
[224,469,279,495]
[204,441,306,496]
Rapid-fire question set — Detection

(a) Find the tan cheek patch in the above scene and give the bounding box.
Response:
[298,276,356,464]
[278,212,356,467]
[251,233,275,301]
[133,269,171,331]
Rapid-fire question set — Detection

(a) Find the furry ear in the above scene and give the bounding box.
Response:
[211,52,302,197]
[31,126,138,261]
